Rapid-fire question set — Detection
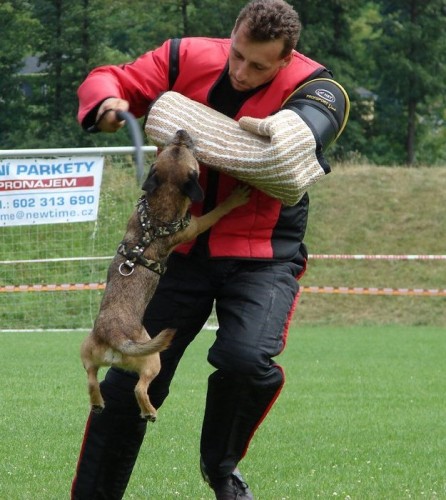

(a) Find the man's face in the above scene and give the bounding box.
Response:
[229,21,292,91]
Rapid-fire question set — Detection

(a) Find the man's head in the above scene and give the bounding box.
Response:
[229,0,302,91]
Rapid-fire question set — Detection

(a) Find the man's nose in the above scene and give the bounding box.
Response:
[234,62,248,81]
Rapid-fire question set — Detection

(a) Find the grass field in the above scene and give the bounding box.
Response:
[1,163,445,498]
[1,325,445,499]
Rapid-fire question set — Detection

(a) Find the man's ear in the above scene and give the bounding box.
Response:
[182,170,204,202]
[142,163,159,193]
[280,54,292,68]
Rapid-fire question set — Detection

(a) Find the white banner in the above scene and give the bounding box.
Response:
[0,156,104,227]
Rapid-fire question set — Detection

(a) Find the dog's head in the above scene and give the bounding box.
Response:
[142,130,204,203]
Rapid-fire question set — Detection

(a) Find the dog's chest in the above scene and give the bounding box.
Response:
[103,348,123,365]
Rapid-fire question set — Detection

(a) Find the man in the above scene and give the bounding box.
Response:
[72,1,349,498]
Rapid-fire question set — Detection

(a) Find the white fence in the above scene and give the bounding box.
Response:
[0,147,157,332]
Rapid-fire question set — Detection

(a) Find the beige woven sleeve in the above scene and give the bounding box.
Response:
[145,91,327,206]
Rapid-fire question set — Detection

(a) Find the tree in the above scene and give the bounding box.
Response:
[290,0,365,161]
[371,0,446,165]
[17,0,129,148]
[0,1,40,148]
[2,0,443,164]
[188,0,245,37]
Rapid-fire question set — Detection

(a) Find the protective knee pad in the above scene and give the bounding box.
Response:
[207,339,279,377]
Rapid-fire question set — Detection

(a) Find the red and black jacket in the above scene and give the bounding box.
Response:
[78,37,330,263]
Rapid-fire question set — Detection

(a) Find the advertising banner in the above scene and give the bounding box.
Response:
[0,156,104,226]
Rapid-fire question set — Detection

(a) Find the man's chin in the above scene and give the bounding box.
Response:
[230,77,251,92]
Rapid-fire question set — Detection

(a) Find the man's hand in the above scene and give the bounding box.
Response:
[95,98,130,132]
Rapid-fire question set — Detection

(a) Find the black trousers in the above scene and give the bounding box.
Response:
[71,252,301,499]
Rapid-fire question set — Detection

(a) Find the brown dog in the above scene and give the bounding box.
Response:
[80,129,250,421]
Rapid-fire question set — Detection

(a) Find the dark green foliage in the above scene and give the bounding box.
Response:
[0,0,445,164]
[0,1,40,146]
[368,0,446,165]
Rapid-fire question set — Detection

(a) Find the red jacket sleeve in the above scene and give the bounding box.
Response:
[77,40,172,127]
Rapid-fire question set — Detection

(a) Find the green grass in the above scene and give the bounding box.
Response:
[299,164,446,326]
[1,325,445,499]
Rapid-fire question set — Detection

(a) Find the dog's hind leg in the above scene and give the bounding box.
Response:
[132,355,162,421]
[86,365,105,413]
[81,337,106,413]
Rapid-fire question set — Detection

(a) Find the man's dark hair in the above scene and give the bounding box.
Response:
[234,0,302,57]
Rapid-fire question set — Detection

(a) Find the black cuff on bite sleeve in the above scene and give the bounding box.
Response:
[283,78,350,149]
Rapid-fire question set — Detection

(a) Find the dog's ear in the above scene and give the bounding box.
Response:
[182,170,204,202]
[142,163,160,193]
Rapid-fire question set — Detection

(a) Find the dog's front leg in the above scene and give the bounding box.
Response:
[182,185,251,242]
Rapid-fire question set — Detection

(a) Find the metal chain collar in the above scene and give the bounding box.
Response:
[117,196,191,276]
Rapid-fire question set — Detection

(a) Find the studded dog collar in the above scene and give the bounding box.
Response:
[117,195,191,276]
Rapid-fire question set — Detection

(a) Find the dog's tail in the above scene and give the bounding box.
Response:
[118,328,175,356]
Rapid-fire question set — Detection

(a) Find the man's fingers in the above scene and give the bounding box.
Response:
[95,99,129,132]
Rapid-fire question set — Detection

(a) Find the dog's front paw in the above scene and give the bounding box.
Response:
[225,184,251,209]
[91,404,104,414]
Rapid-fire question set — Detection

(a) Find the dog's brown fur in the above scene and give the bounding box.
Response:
[80,130,250,421]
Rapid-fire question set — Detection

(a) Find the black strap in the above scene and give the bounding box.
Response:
[168,38,181,89]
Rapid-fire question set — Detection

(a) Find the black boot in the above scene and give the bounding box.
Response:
[71,368,147,500]
[201,458,254,500]
[200,367,284,496]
